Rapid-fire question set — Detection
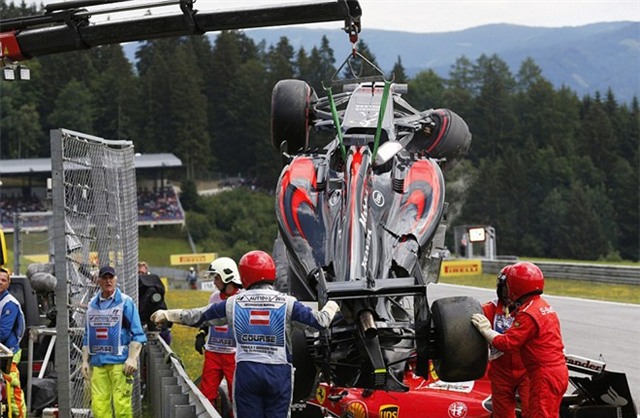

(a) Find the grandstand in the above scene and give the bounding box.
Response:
[0,154,185,231]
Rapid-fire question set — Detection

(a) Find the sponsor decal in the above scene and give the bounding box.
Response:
[379,404,399,418]
[96,328,108,340]
[249,310,270,326]
[565,355,605,373]
[345,400,367,418]
[329,191,341,206]
[240,334,276,343]
[439,260,483,277]
[315,386,326,404]
[372,190,384,207]
[539,306,555,315]
[447,401,468,418]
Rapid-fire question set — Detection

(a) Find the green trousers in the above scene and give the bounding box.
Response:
[90,363,133,418]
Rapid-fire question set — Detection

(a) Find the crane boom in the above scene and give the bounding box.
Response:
[0,0,362,61]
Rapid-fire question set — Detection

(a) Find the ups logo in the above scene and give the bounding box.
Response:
[379,404,399,418]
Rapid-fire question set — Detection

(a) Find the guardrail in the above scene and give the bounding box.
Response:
[145,332,221,418]
[482,259,640,286]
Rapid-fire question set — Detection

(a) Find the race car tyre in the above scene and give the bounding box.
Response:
[431,296,488,382]
[408,109,471,169]
[271,79,315,154]
[291,326,318,404]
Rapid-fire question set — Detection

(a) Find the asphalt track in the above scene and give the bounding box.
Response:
[427,283,640,406]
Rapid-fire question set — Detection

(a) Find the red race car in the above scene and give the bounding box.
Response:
[297,361,492,418]
[292,355,637,418]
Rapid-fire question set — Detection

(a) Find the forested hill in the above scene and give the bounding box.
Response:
[121,22,640,104]
[242,22,639,105]
[0,3,638,262]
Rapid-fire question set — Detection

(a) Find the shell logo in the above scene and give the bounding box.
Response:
[429,360,440,381]
[345,400,368,418]
[448,401,468,418]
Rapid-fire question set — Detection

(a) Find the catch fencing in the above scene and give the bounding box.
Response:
[482,259,640,286]
[50,129,140,417]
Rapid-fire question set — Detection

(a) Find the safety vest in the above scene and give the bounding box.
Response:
[228,289,294,365]
[488,299,514,360]
[87,297,124,356]
[205,290,239,354]
[0,293,25,348]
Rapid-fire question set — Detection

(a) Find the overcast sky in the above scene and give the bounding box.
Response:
[207,0,640,33]
[27,0,640,33]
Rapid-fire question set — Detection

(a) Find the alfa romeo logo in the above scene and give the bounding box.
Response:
[448,401,468,418]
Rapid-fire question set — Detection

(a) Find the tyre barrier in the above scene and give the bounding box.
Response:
[145,333,221,418]
[482,260,640,286]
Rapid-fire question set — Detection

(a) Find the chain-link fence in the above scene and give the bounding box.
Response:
[51,129,140,417]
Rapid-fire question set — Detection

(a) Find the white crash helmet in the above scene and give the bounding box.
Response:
[203,257,241,286]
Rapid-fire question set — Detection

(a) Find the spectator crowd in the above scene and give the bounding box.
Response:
[0,186,185,230]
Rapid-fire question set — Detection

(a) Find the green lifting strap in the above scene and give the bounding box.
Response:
[325,86,347,161]
[372,80,391,162]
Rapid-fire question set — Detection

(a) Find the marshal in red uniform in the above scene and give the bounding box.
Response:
[482,264,530,418]
[473,262,568,418]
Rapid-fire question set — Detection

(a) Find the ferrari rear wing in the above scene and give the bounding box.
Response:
[0,0,362,61]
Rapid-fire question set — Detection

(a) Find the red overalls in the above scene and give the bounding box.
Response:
[200,289,240,404]
[483,299,530,418]
[491,295,569,418]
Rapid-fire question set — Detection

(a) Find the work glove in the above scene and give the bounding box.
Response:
[322,300,340,317]
[123,341,143,376]
[471,313,500,343]
[81,346,91,380]
[195,329,207,355]
[316,300,340,328]
[151,309,184,325]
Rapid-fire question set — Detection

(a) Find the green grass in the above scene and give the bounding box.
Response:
[164,289,212,381]
[138,236,193,267]
[439,273,639,304]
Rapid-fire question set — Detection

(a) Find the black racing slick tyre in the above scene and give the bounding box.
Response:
[271,79,315,154]
[407,108,471,170]
[431,296,488,382]
[291,327,319,404]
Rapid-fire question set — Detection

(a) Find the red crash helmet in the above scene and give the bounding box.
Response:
[505,261,544,302]
[238,250,276,289]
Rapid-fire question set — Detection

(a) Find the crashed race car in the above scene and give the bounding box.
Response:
[294,354,637,418]
[269,54,638,417]
[270,52,486,407]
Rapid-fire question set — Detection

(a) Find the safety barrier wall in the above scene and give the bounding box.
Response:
[145,333,221,418]
[482,260,640,285]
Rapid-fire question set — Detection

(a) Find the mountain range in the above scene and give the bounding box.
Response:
[124,22,640,104]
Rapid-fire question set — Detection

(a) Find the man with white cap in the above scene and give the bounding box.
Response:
[195,257,243,409]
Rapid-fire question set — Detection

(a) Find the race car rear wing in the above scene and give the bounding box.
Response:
[566,353,606,375]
